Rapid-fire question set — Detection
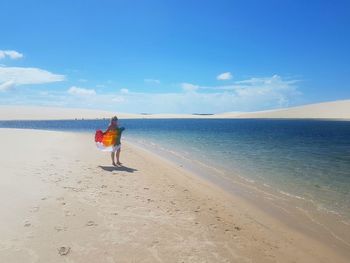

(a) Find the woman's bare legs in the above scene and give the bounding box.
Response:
[111,152,116,166]
[116,148,122,165]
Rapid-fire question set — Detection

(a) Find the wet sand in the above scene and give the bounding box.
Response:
[0,129,348,262]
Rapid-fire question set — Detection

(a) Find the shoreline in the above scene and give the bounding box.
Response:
[0,128,349,262]
[126,137,350,255]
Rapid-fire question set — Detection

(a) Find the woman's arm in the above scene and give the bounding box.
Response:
[104,125,112,134]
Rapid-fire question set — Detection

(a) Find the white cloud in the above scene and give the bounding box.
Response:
[0,80,16,91]
[0,66,65,91]
[1,75,301,114]
[221,75,300,107]
[67,86,96,96]
[112,96,125,103]
[236,74,297,85]
[0,50,23,60]
[120,88,129,94]
[144,78,160,84]
[217,72,233,80]
[107,75,300,113]
[204,75,300,108]
[181,83,199,92]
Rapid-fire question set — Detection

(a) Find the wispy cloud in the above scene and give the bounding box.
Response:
[122,75,299,113]
[144,78,160,84]
[217,72,233,80]
[181,83,199,92]
[181,75,300,109]
[1,74,301,113]
[67,86,96,96]
[232,75,300,105]
[120,88,129,94]
[112,96,125,103]
[0,80,15,91]
[0,66,65,91]
[0,50,23,60]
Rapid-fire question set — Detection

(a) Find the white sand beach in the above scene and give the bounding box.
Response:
[0,99,349,120]
[0,128,349,262]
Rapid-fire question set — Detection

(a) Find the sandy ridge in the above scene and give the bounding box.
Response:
[0,99,349,120]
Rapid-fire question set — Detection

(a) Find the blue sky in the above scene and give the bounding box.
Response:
[0,0,349,113]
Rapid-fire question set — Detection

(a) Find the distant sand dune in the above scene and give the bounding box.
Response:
[0,99,349,120]
[220,100,350,120]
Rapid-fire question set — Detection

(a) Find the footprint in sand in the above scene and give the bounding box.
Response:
[24,221,31,227]
[58,246,71,256]
[86,220,97,227]
[55,226,68,232]
[194,206,201,212]
[30,206,40,213]
[64,210,75,216]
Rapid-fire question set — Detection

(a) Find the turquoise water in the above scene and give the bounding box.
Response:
[1,119,350,220]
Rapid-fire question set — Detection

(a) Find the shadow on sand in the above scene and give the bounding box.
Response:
[98,165,138,173]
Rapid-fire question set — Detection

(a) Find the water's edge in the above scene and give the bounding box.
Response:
[123,137,350,258]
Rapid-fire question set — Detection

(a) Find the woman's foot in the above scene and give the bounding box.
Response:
[112,162,117,166]
[117,161,122,166]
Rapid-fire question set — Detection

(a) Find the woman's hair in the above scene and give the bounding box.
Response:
[110,116,118,123]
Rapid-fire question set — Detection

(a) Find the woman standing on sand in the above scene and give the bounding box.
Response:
[105,116,125,166]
